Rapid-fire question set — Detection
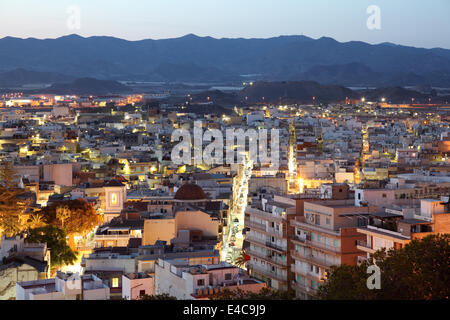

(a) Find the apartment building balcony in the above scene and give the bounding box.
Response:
[245,234,268,248]
[291,234,341,254]
[247,247,288,267]
[249,264,288,283]
[94,234,139,240]
[291,264,323,282]
[265,241,287,253]
[356,240,376,254]
[290,250,336,268]
[246,206,284,222]
[291,280,317,295]
[246,234,287,253]
[356,225,410,242]
[244,218,267,232]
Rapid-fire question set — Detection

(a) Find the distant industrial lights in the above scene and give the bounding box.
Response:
[361,97,366,102]
[381,98,386,102]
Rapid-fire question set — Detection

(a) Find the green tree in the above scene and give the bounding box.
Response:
[316,263,374,300]
[211,287,296,300]
[317,234,450,300]
[25,225,78,267]
[139,294,177,300]
[39,199,103,245]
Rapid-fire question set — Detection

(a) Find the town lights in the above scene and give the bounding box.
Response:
[298,177,304,194]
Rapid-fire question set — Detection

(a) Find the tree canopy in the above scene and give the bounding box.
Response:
[38,199,103,237]
[139,294,177,300]
[211,287,296,300]
[317,234,450,300]
[25,225,78,267]
[0,161,31,237]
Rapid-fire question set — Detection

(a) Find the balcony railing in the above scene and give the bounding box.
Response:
[291,235,341,253]
[94,234,139,240]
[356,240,371,249]
[246,207,285,221]
[290,250,336,268]
[265,241,287,252]
[244,218,267,232]
[249,264,287,282]
[291,280,317,294]
[247,248,288,267]
[245,234,267,247]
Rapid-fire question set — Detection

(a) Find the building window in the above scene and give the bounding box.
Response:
[334,240,338,247]
[112,277,119,288]
[197,279,205,286]
[139,290,146,296]
[326,218,330,225]
[382,193,387,198]
[111,193,118,205]
[224,273,232,281]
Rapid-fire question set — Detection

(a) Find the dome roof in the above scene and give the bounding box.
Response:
[174,183,207,201]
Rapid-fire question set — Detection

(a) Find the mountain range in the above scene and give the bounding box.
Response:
[0,34,450,87]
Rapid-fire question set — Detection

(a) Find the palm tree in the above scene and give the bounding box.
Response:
[27,214,46,229]
[235,249,249,268]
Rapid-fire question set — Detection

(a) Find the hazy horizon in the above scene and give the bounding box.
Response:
[0,0,449,49]
[1,33,449,51]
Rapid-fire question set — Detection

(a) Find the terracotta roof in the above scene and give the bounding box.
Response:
[104,179,125,187]
[174,183,207,201]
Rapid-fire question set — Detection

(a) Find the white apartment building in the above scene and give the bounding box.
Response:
[16,272,110,300]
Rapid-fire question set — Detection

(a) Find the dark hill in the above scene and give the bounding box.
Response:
[240,81,356,104]
[1,34,450,86]
[46,78,129,95]
[0,68,73,86]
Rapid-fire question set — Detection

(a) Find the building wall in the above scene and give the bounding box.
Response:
[0,264,40,300]
[104,186,126,214]
[434,213,450,234]
[43,163,73,186]
[122,276,154,300]
[84,257,136,274]
[175,211,219,238]
[143,219,177,246]
[154,261,189,300]
[340,228,365,266]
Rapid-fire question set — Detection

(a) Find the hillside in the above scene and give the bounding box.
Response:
[0,34,450,86]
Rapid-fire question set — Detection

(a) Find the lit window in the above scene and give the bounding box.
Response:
[112,278,119,288]
[111,193,118,205]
